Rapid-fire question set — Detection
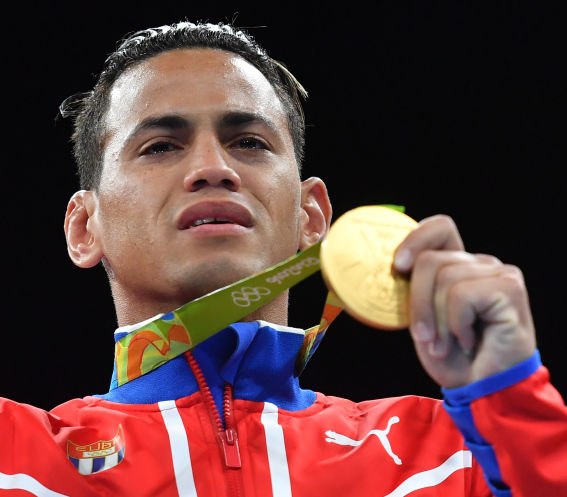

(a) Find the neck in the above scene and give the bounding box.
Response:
[112,289,290,329]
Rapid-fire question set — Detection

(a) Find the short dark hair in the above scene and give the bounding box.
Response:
[60,21,308,190]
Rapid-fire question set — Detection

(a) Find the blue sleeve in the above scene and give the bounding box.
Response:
[441,351,542,497]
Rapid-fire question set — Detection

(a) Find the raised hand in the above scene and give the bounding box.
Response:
[394,215,536,388]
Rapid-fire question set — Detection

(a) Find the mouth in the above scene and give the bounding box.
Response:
[177,202,253,231]
[192,217,238,227]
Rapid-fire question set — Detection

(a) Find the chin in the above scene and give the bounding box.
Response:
[176,257,267,300]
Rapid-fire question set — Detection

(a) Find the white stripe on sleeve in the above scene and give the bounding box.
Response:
[159,400,198,497]
[261,402,293,497]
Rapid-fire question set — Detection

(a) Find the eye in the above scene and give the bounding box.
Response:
[233,136,268,150]
[140,141,179,156]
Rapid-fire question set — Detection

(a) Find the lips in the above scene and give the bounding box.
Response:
[177,201,253,230]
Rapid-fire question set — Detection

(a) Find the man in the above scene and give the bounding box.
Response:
[1,20,565,497]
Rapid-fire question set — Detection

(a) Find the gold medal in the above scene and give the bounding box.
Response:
[320,205,418,330]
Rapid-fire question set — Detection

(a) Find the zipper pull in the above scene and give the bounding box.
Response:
[219,428,241,469]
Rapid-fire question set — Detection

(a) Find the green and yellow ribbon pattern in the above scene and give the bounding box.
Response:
[113,204,406,387]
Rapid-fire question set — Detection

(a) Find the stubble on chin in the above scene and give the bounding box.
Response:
[176,257,269,302]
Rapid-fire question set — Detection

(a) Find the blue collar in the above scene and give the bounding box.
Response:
[95,321,316,418]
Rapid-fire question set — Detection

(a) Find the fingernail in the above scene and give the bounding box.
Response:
[413,322,434,342]
[394,249,412,271]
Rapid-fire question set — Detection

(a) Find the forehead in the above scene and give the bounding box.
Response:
[104,48,287,134]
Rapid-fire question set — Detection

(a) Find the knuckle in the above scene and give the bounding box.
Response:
[474,253,502,265]
[501,264,526,286]
[437,214,458,234]
[438,214,456,228]
[420,213,454,227]
[504,264,524,277]
[414,249,440,268]
[447,279,469,303]
[436,265,454,285]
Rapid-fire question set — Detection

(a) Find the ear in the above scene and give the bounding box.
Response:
[298,177,333,250]
[64,190,104,268]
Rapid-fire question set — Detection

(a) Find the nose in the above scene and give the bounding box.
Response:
[183,138,241,192]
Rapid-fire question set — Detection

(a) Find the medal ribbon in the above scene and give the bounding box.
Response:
[114,242,330,387]
[114,204,405,387]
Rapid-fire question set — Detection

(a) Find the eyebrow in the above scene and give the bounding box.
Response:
[218,111,280,135]
[123,114,189,148]
[123,111,281,149]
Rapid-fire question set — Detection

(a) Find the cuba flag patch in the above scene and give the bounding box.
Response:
[67,425,125,475]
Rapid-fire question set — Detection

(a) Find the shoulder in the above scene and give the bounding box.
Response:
[319,392,443,413]
[311,393,454,431]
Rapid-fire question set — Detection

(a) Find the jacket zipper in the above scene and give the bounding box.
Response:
[221,383,242,468]
[185,350,242,469]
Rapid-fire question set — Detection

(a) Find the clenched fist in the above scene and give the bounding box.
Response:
[394,215,537,389]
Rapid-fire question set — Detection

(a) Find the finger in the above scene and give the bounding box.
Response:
[408,250,479,348]
[409,252,502,356]
[394,215,465,273]
[434,257,505,355]
[445,268,536,371]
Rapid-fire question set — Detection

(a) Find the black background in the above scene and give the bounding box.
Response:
[3,2,565,410]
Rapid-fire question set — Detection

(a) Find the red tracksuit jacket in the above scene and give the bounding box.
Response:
[1,321,566,496]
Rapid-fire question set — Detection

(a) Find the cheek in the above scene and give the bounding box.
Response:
[267,177,302,236]
[96,181,152,252]
[98,164,166,222]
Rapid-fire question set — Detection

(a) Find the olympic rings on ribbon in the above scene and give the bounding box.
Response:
[231,286,271,307]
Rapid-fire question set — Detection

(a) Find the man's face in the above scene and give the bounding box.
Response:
[90,48,304,309]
